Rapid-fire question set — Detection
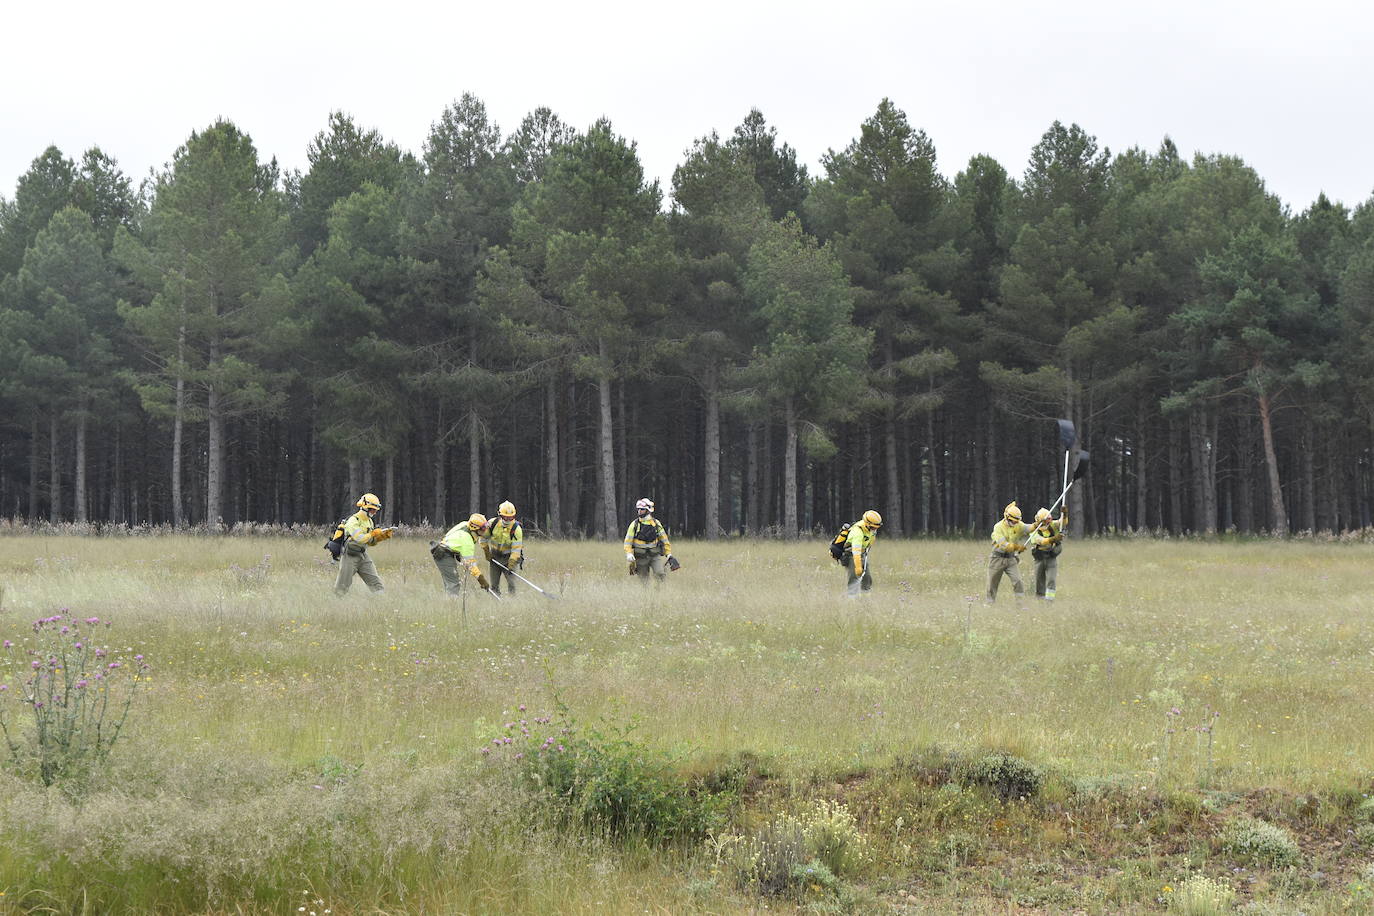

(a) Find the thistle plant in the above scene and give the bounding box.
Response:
[0,613,150,786]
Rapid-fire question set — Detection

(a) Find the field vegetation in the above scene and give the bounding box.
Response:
[1,532,1373,913]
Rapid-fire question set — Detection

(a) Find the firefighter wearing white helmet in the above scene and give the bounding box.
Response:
[843,509,883,597]
[334,492,397,596]
[431,513,495,596]
[987,501,1030,603]
[1028,506,1068,600]
[482,500,524,594]
[624,498,674,584]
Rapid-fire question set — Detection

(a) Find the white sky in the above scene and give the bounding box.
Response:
[3,0,1372,214]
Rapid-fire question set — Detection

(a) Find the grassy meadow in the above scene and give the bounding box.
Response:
[1,531,1373,913]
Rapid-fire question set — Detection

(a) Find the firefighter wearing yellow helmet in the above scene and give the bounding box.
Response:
[1028,506,1068,600]
[430,513,495,596]
[624,498,674,584]
[987,501,1030,603]
[334,493,397,596]
[842,509,883,597]
[482,500,524,594]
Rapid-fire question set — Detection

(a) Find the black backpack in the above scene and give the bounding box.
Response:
[324,515,349,560]
[828,522,853,562]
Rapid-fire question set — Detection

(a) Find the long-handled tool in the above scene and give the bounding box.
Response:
[489,557,559,600]
[1049,449,1091,514]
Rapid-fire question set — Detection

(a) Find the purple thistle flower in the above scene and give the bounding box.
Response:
[75,680,88,689]
[31,660,40,670]
[514,752,524,760]
[2,640,10,648]
[0,685,8,691]
[518,704,526,711]
[85,617,99,625]
[480,747,491,755]
[107,662,121,670]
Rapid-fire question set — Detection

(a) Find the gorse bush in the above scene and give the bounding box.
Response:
[1220,815,1301,867]
[484,701,730,843]
[0,613,149,786]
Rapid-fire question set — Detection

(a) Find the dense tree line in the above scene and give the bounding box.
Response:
[2,96,1373,538]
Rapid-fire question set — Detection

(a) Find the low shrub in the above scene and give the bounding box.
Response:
[1219,815,1300,867]
[1166,874,1235,914]
[483,701,729,843]
[708,797,870,899]
[961,752,1043,801]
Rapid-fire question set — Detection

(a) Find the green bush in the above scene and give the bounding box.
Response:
[487,704,729,843]
[709,798,871,898]
[961,752,1043,801]
[1219,816,1301,867]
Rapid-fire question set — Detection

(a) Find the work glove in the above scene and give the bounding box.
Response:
[376,527,396,543]
[666,555,681,572]
[628,558,637,576]
[477,574,491,590]
[854,557,864,577]
[511,551,522,566]
[482,544,491,561]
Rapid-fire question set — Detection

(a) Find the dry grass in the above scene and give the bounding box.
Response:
[0,532,1372,912]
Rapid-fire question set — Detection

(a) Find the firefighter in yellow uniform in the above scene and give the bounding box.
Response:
[987,501,1030,603]
[1029,507,1067,600]
[431,513,495,597]
[483,501,524,595]
[624,497,674,584]
[844,510,882,597]
[335,493,396,596]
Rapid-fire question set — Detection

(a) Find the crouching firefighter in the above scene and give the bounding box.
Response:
[840,510,882,597]
[483,501,524,595]
[624,498,677,584]
[334,492,397,596]
[431,513,498,598]
[1029,507,1067,600]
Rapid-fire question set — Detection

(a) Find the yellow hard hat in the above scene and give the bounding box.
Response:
[357,493,381,511]
[1003,502,1021,522]
[468,513,489,531]
[863,509,883,528]
[1035,508,1051,523]
[498,501,516,518]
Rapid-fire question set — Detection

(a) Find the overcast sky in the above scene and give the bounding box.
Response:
[3,0,1371,214]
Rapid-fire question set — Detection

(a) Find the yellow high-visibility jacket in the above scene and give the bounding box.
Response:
[343,510,378,549]
[440,523,481,567]
[483,519,523,561]
[624,516,671,558]
[990,519,1030,554]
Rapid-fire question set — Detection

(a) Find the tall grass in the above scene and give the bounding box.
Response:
[0,533,1371,911]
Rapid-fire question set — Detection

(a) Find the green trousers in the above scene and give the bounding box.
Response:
[335,547,383,596]
[842,549,872,597]
[632,550,667,583]
[1034,550,1060,598]
[986,553,1024,601]
[489,552,517,593]
[431,545,466,595]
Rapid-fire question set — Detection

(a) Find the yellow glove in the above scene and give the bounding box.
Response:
[510,551,522,565]
[467,562,482,579]
[373,527,395,543]
[854,556,864,577]
[1013,543,1026,553]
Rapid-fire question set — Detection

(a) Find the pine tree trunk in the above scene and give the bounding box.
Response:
[49,416,60,523]
[783,398,798,538]
[927,408,943,533]
[207,340,224,527]
[109,424,123,523]
[433,411,447,525]
[597,340,618,539]
[348,459,361,500]
[385,454,396,524]
[746,423,760,535]
[28,412,39,521]
[1300,420,1316,532]
[703,370,720,540]
[545,379,562,536]
[1257,389,1288,534]
[74,410,88,523]
[469,411,481,512]
[885,412,901,535]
